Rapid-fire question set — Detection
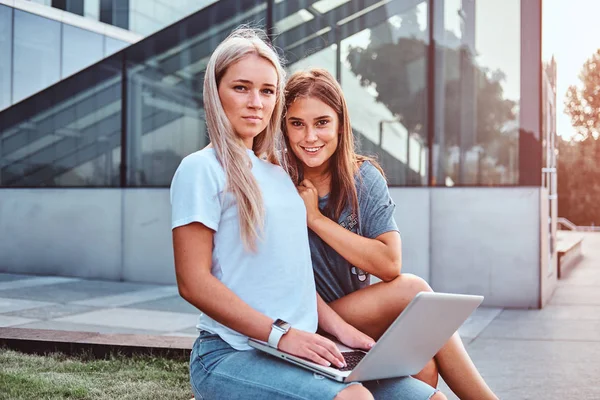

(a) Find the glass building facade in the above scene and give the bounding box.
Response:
[28,0,219,35]
[0,4,129,110]
[0,0,544,189]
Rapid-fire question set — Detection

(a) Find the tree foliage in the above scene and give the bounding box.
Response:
[559,49,600,226]
[564,49,600,141]
[557,136,600,225]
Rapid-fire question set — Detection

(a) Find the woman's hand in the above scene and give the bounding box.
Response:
[297,179,323,228]
[278,328,347,368]
[334,322,376,352]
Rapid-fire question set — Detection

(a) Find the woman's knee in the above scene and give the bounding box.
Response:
[334,384,374,400]
[430,391,448,400]
[392,273,433,296]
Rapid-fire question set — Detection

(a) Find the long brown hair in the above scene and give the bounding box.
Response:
[280,68,384,220]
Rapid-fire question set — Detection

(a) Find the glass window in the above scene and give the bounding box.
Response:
[100,0,112,23]
[100,0,128,28]
[0,60,123,187]
[0,5,12,110]
[13,11,61,104]
[114,0,130,30]
[84,0,100,20]
[129,0,217,35]
[126,1,268,186]
[341,1,429,186]
[273,0,428,186]
[104,36,129,57]
[129,12,163,36]
[434,0,520,186]
[52,0,84,15]
[62,24,104,77]
[67,0,85,15]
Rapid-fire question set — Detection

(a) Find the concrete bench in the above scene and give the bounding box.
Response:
[556,231,584,279]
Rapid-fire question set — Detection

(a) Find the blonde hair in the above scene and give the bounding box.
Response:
[281,68,384,220]
[204,27,285,251]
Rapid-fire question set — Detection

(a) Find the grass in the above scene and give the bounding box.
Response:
[0,348,193,400]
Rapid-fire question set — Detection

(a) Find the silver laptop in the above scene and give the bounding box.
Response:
[248,292,483,382]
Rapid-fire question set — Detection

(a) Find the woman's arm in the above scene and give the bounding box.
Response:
[297,179,402,282]
[174,222,273,341]
[173,222,346,367]
[316,293,375,351]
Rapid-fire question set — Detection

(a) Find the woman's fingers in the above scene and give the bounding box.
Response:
[311,343,345,368]
[305,349,333,367]
[317,336,346,366]
[279,330,346,368]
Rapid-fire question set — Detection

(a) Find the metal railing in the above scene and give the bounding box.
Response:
[558,217,600,232]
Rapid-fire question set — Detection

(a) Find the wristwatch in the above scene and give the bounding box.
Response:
[268,319,291,348]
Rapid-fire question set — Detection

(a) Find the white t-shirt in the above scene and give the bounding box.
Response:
[170,147,318,350]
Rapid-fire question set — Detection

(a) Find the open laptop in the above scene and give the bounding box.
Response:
[248,292,483,382]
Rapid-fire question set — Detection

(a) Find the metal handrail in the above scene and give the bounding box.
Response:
[558,217,600,232]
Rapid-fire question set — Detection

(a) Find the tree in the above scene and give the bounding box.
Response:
[557,136,600,226]
[559,49,600,226]
[564,49,600,141]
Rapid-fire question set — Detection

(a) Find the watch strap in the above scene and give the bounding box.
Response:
[268,325,286,348]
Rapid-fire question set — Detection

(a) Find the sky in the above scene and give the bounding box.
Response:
[543,0,600,139]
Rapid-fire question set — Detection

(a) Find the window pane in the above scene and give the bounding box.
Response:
[62,24,104,77]
[434,0,520,186]
[126,1,267,186]
[0,60,123,187]
[273,1,429,186]
[99,0,113,24]
[13,11,61,103]
[129,0,217,35]
[114,0,130,30]
[104,36,129,56]
[0,5,12,110]
[66,0,85,15]
[84,0,100,20]
[341,1,429,186]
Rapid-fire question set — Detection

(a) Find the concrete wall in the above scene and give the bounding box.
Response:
[0,189,123,280]
[0,187,550,308]
[0,188,175,284]
[122,189,174,284]
[429,187,542,308]
[389,188,431,281]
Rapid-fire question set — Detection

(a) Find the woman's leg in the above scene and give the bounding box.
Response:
[190,331,437,400]
[363,375,440,400]
[328,274,498,400]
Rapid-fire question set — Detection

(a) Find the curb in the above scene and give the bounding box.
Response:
[0,327,195,360]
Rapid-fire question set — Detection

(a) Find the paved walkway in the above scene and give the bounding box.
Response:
[1,232,599,399]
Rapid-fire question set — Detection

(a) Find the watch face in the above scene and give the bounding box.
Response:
[274,319,291,332]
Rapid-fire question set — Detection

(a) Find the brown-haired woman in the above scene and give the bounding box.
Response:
[281,68,498,400]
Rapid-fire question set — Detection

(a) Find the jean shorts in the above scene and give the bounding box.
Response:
[189,331,438,400]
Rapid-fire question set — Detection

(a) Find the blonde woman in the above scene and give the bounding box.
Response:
[280,68,498,400]
[171,29,444,399]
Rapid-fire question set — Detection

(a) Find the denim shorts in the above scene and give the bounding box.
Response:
[189,331,438,400]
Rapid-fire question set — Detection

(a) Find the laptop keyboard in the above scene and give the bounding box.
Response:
[336,351,367,371]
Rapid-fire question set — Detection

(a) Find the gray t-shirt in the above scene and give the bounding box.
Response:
[309,161,399,303]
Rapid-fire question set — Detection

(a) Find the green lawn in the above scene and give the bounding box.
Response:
[0,348,193,400]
